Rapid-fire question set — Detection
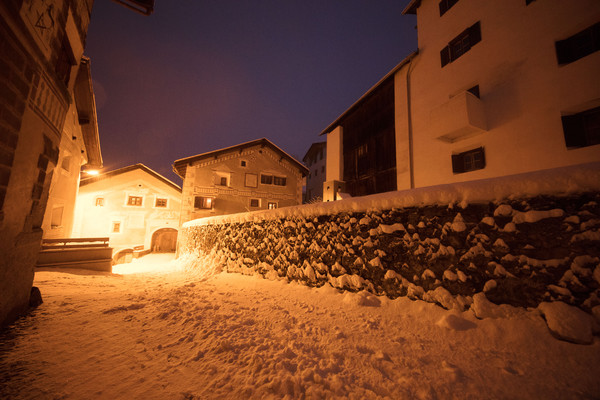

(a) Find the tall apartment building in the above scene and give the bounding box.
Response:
[323,0,600,198]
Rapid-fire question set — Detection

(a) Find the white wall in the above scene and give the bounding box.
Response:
[409,0,600,188]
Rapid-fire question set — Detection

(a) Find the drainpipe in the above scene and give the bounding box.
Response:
[406,55,416,189]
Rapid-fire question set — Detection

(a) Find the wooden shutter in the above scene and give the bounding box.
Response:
[561,114,586,148]
[440,46,451,67]
[469,21,481,47]
[451,154,464,173]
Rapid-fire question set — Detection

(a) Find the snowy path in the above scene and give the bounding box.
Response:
[1,254,599,399]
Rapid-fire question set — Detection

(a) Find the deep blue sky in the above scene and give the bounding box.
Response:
[85,1,417,183]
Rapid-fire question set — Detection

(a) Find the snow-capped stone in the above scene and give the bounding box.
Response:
[571,255,598,277]
[379,223,405,234]
[417,221,426,228]
[436,314,477,331]
[538,302,593,345]
[471,293,524,319]
[491,262,514,278]
[359,216,371,226]
[483,280,497,292]
[493,238,509,251]
[443,269,458,281]
[421,269,436,280]
[481,216,495,226]
[457,270,468,283]
[368,257,383,269]
[564,215,580,224]
[548,285,572,297]
[423,287,459,310]
[502,222,517,232]
[512,209,565,224]
[384,270,402,280]
[494,204,513,217]
[343,290,381,307]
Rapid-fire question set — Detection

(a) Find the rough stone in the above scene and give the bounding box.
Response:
[538,301,593,345]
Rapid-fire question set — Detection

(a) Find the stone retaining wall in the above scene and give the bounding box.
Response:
[178,192,600,316]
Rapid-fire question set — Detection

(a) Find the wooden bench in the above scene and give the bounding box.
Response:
[38,237,113,272]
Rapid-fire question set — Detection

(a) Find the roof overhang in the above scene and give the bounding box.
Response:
[320,51,418,136]
[74,56,102,169]
[402,0,421,15]
[80,163,182,192]
[111,0,155,15]
[173,138,309,179]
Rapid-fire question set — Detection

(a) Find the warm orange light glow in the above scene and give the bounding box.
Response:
[85,170,100,176]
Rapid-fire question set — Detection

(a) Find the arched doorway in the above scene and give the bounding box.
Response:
[151,228,178,253]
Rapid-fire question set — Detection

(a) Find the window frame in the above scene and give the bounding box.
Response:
[249,198,260,208]
[452,147,486,174]
[126,195,144,207]
[555,22,600,66]
[95,197,105,207]
[111,220,122,234]
[154,197,168,208]
[439,0,459,16]
[562,106,600,149]
[194,196,214,210]
[267,201,278,210]
[441,21,481,67]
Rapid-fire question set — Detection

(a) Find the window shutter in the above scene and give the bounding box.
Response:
[440,46,450,67]
[476,147,486,170]
[555,39,572,65]
[469,21,481,47]
[439,1,447,16]
[562,114,586,148]
[451,154,464,173]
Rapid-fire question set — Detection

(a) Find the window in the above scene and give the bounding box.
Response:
[315,169,318,177]
[219,177,227,186]
[95,197,104,206]
[562,106,600,149]
[439,0,458,16]
[261,174,273,185]
[525,0,536,4]
[194,196,213,209]
[245,173,258,188]
[127,195,143,206]
[155,198,167,207]
[240,160,247,167]
[452,147,486,174]
[274,176,287,186]
[321,166,325,173]
[111,221,121,233]
[250,199,260,208]
[268,202,277,209]
[441,22,481,67]
[555,23,600,65]
[51,206,63,228]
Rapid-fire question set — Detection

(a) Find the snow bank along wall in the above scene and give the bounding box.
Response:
[178,164,600,341]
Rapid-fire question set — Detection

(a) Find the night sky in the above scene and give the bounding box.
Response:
[85,1,417,183]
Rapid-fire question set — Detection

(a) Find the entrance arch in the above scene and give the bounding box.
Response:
[151,228,178,253]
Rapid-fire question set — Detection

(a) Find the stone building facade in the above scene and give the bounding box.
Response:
[302,141,326,203]
[0,0,99,326]
[173,138,308,224]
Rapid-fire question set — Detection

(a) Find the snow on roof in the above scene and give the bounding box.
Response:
[80,163,181,192]
[184,162,600,228]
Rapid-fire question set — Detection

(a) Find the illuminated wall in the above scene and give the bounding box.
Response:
[176,139,307,225]
[72,164,181,252]
[406,0,600,187]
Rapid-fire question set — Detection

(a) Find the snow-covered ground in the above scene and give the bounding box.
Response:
[1,254,599,399]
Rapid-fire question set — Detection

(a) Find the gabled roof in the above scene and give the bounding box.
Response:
[302,141,326,163]
[320,51,418,136]
[172,138,309,179]
[80,163,182,192]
